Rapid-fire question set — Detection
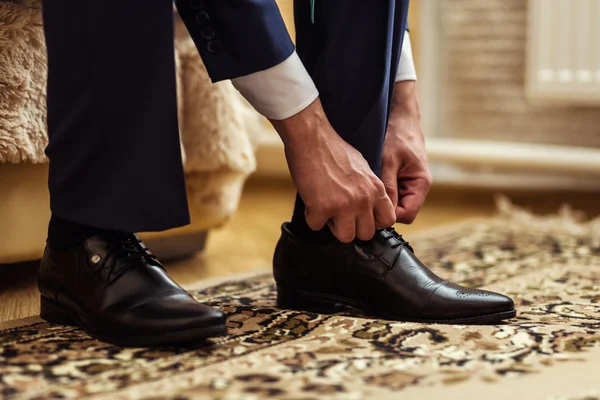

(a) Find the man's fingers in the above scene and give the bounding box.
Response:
[356,212,376,241]
[373,195,396,228]
[327,216,356,243]
[304,208,329,231]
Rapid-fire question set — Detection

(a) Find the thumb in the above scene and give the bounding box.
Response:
[380,162,399,209]
[395,179,430,224]
[395,194,421,224]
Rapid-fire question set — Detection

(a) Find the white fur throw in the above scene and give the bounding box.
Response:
[0,1,265,225]
[0,0,46,163]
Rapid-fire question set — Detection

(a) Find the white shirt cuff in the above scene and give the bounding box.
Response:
[396,32,417,82]
[231,51,319,120]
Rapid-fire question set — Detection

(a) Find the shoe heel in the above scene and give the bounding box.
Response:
[276,285,340,314]
[40,296,76,326]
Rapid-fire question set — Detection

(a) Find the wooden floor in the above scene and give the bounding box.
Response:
[1,179,599,324]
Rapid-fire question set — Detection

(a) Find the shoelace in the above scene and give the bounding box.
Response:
[379,227,414,252]
[310,0,315,23]
[106,233,159,283]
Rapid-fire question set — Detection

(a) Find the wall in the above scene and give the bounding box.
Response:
[275,0,295,38]
[438,0,600,147]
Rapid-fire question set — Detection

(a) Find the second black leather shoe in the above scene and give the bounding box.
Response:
[38,232,227,346]
[273,223,516,324]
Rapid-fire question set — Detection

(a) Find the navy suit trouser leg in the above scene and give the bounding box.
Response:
[291,0,410,231]
[295,0,409,174]
[43,0,190,232]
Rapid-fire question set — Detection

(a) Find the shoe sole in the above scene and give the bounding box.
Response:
[277,285,517,325]
[40,296,228,347]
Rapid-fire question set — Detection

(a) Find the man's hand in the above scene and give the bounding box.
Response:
[381,81,432,224]
[270,99,396,243]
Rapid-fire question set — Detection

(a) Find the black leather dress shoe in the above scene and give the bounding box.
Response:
[38,233,227,346]
[273,223,516,324]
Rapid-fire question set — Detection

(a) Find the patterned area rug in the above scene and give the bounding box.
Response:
[1,202,600,399]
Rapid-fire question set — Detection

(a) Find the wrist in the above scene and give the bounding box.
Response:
[391,80,420,119]
[269,97,330,149]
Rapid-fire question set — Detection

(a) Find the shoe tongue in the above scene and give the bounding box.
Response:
[96,233,157,284]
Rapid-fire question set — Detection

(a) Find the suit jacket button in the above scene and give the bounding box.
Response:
[201,25,216,40]
[195,10,210,24]
[207,40,221,54]
[189,0,203,10]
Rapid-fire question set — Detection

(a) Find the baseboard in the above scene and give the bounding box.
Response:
[426,138,600,176]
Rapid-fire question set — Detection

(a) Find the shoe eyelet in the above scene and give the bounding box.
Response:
[91,255,101,264]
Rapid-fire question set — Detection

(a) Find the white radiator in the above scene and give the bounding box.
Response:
[526,0,600,104]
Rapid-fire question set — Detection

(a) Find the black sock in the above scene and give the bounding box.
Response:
[289,194,336,245]
[47,214,105,251]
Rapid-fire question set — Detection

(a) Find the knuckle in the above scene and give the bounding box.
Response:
[369,177,384,192]
[311,198,334,215]
[335,198,351,211]
[381,152,396,166]
[371,173,385,185]
[381,181,394,191]
[319,203,334,215]
[376,183,389,197]
[356,193,371,209]
[381,176,396,187]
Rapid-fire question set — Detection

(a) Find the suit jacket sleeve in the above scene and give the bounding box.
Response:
[176,0,295,82]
